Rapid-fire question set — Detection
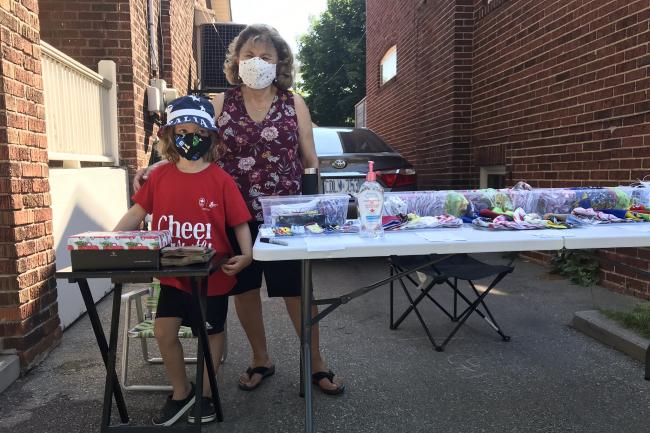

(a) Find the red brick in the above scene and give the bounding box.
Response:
[367,0,650,300]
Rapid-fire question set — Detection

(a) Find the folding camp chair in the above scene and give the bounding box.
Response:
[389,254,514,351]
[120,281,228,391]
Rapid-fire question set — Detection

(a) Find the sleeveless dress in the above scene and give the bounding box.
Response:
[216,86,303,221]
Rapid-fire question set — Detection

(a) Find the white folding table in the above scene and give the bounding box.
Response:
[253,224,650,433]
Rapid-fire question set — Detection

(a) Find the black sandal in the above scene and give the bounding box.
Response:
[312,370,345,395]
[238,365,275,391]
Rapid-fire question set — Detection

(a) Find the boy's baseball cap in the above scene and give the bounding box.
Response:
[158,95,218,136]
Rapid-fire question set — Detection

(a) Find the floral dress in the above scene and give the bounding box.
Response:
[216,86,303,221]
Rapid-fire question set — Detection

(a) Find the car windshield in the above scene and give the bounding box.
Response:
[314,129,394,155]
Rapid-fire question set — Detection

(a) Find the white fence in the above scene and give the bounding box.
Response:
[41,42,119,165]
[355,97,366,128]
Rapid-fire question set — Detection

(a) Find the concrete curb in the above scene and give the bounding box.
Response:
[0,355,20,394]
[572,310,649,362]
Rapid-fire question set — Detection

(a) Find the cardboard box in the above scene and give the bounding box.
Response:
[67,230,172,271]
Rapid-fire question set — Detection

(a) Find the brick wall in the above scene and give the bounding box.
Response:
[40,0,154,184]
[0,0,211,371]
[473,0,650,188]
[160,0,202,90]
[472,0,650,300]
[39,0,207,189]
[366,0,475,190]
[0,0,61,369]
[367,0,650,299]
[127,0,157,174]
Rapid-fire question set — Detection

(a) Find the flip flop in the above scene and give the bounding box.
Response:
[312,370,345,396]
[238,365,275,391]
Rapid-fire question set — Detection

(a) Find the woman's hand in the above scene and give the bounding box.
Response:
[221,254,253,276]
[132,160,168,193]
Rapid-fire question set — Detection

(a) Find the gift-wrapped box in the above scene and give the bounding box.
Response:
[67,230,172,270]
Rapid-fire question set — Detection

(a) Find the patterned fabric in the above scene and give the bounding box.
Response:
[128,319,194,339]
[128,284,194,338]
[217,86,303,221]
[238,57,277,89]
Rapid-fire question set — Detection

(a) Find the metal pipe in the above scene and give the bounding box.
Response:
[301,260,314,433]
[147,0,158,77]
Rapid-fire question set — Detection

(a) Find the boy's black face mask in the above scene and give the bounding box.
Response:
[174,133,211,161]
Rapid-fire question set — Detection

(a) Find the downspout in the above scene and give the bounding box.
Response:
[147,0,159,77]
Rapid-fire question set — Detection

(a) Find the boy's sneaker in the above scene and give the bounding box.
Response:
[152,383,195,426]
[187,397,217,424]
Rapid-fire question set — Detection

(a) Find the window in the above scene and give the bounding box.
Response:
[380,45,397,85]
[480,166,507,189]
[312,128,393,155]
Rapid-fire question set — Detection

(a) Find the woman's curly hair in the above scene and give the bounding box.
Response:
[223,23,294,90]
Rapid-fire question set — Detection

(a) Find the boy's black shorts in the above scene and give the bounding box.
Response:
[156,284,228,335]
[227,221,304,298]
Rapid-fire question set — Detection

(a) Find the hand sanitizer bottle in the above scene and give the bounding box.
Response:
[357,161,384,238]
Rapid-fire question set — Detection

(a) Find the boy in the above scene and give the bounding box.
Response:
[114,95,252,425]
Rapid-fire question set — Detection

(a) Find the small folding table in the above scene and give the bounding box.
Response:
[55,256,225,433]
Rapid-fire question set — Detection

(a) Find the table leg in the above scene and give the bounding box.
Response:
[645,345,650,380]
[102,282,125,430]
[301,260,314,433]
[190,277,224,423]
[76,279,129,425]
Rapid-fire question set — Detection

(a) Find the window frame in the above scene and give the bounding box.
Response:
[480,165,507,189]
[380,45,397,86]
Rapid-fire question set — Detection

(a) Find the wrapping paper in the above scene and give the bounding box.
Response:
[67,230,172,250]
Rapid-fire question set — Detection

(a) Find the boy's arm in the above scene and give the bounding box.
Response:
[113,204,148,231]
[221,222,253,276]
[233,222,252,257]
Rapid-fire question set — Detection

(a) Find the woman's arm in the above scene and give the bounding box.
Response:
[211,92,225,121]
[294,93,319,169]
[113,204,148,231]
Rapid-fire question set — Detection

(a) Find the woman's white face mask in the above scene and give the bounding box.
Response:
[239,57,277,89]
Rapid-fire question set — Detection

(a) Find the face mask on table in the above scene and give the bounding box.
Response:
[239,57,277,89]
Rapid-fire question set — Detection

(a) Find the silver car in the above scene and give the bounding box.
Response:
[313,127,417,216]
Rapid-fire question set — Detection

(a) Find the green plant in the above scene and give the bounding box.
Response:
[601,304,650,339]
[549,248,600,286]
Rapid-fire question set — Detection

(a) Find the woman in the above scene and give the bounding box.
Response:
[135,24,344,395]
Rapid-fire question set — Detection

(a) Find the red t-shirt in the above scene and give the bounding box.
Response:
[133,163,251,295]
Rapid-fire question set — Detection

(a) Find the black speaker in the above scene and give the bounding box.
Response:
[197,23,246,92]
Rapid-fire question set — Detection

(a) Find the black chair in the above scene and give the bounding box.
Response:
[389,254,514,351]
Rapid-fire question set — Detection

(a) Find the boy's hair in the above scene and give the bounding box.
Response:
[156,128,222,164]
[224,23,294,90]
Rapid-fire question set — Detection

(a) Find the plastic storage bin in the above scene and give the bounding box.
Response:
[258,194,350,235]
[383,190,471,217]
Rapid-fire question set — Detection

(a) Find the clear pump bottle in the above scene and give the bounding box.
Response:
[357,161,384,238]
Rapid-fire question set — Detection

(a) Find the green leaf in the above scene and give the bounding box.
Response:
[297,0,366,126]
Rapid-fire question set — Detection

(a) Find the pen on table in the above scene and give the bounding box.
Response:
[260,237,289,246]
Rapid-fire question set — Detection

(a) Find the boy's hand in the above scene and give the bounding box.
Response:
[221,254,252,276]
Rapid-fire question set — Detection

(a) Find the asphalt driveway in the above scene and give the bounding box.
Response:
[0,255,648,433]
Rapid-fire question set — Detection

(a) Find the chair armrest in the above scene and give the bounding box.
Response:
[121,285,151,301]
